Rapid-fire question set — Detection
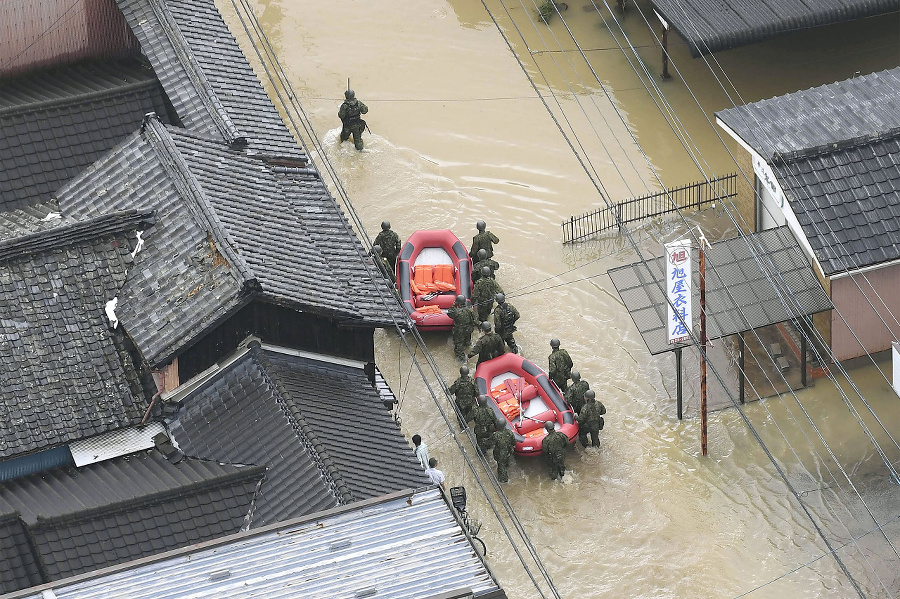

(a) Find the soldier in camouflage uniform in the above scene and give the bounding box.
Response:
[472,249,499,283]
[564,370,589,415]
[447,295,477,362]
[548,338,573,392]
[373,221,401,269]
[338,89,369,150]
[493,293,520,354]
[473,395,496,454]
[492,416,516,483]
[577,389,606,448]
[448,365,478,426]
[468,321,506,365]
[473,266,503,324]
[469,220,500,260]
[541,421,569,480]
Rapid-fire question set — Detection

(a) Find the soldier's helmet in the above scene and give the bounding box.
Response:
[381,220,391,230]
[477,248,487,260]
[372,244,382,255]
[460,365,469,376]
[456,294,466,306]
[495,293,505,304]
[571,370,580,382]
[345,89,355,100]
[481,321,492,333]
[478,395,488,406]
[585,390,595,401]
[496,416,506,429]
[481,266,492,277]
[544,421,555,432]
[476,220,486,231]
[550,338,561,349]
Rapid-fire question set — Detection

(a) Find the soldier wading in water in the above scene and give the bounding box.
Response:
[338,89,368,150]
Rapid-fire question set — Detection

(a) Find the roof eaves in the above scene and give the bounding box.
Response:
[772,126,900,166]
[140,116,258,290]
[143,0,247,147]
[0,77,162,120]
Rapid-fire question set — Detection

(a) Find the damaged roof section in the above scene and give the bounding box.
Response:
[167,344,428,527]
[0,448,265,592]
[116,0,306,163]
[0,209,156,459]
[57,117,401,367]
[0,59,170,212]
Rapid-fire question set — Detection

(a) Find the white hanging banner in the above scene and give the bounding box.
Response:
[665,240,692,344]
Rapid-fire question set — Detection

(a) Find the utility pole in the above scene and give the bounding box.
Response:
[699,232,709,456]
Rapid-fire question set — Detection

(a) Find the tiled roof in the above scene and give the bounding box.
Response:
[0,513,42,594]
[0,202,66,241]
[651,0,899,57]
[21,489,506,599]
[167,344,429,527]
[0,449,265,584]
[0,59,170,212]
[116,0,306,163]
[774,131,900,275]
[0,210,157,459]
[167,347,342,526]
[57,119,399,366]
[717,68,900,159]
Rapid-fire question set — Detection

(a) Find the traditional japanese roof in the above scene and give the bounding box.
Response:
[0,203,66,241]
[167,343,429,527]
[12,489,506,599]
[0,449,265,591]
[0,513,42,594]
[55,118,398,367]
[0,59,170,213]
[717,68,900,274]
[717,68,900,160]
[0,209,157,459]
[650,0,899,57]
[608,226,833,355]
[772,131,900,275]
[116,0,306,163]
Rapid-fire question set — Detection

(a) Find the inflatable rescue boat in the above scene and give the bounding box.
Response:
[396,230,473,330]
[474,352,578,456]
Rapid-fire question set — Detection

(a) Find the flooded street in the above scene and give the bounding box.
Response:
[224,1,900,596]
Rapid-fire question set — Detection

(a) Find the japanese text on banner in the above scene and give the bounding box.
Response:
[665,240,692,344]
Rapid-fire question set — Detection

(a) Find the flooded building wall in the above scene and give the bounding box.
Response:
[732,148,756,233]
[0,0,137,78]
[831,266,900,361]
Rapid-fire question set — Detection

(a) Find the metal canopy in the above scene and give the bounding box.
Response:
[608,226,832,355]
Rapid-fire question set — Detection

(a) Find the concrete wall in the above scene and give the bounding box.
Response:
[731,146,756,233]
[0,0,137,78]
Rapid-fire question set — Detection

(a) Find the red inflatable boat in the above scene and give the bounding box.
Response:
[396,230,473,330]
[474,353,578,456]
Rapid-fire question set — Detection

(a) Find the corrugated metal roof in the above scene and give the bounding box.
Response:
[608,226,833,355]
[717,68,900,159]
[69,422,165,467]
[19,489,503,599]
[650,0,899,57]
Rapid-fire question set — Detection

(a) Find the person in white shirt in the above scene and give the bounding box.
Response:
[413,434,429,470]
[425,457,446,491]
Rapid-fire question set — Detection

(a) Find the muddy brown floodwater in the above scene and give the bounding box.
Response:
[222,0,900,596]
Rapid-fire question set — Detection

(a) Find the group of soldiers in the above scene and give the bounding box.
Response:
[449,335,607,483]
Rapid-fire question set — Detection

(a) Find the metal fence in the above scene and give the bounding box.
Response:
[562,173,737,244]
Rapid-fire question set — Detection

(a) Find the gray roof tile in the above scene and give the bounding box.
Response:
[0,210,157,459]
[0,449,265,582]
[718,68,900,158]
[57,119,400,366]
[775,132,900,274]
[0,59,170,212]
[116,0,305,162]
[0,513,42,593]
[168,345,429,527]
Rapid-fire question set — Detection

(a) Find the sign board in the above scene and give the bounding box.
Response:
[665,240,692,344]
